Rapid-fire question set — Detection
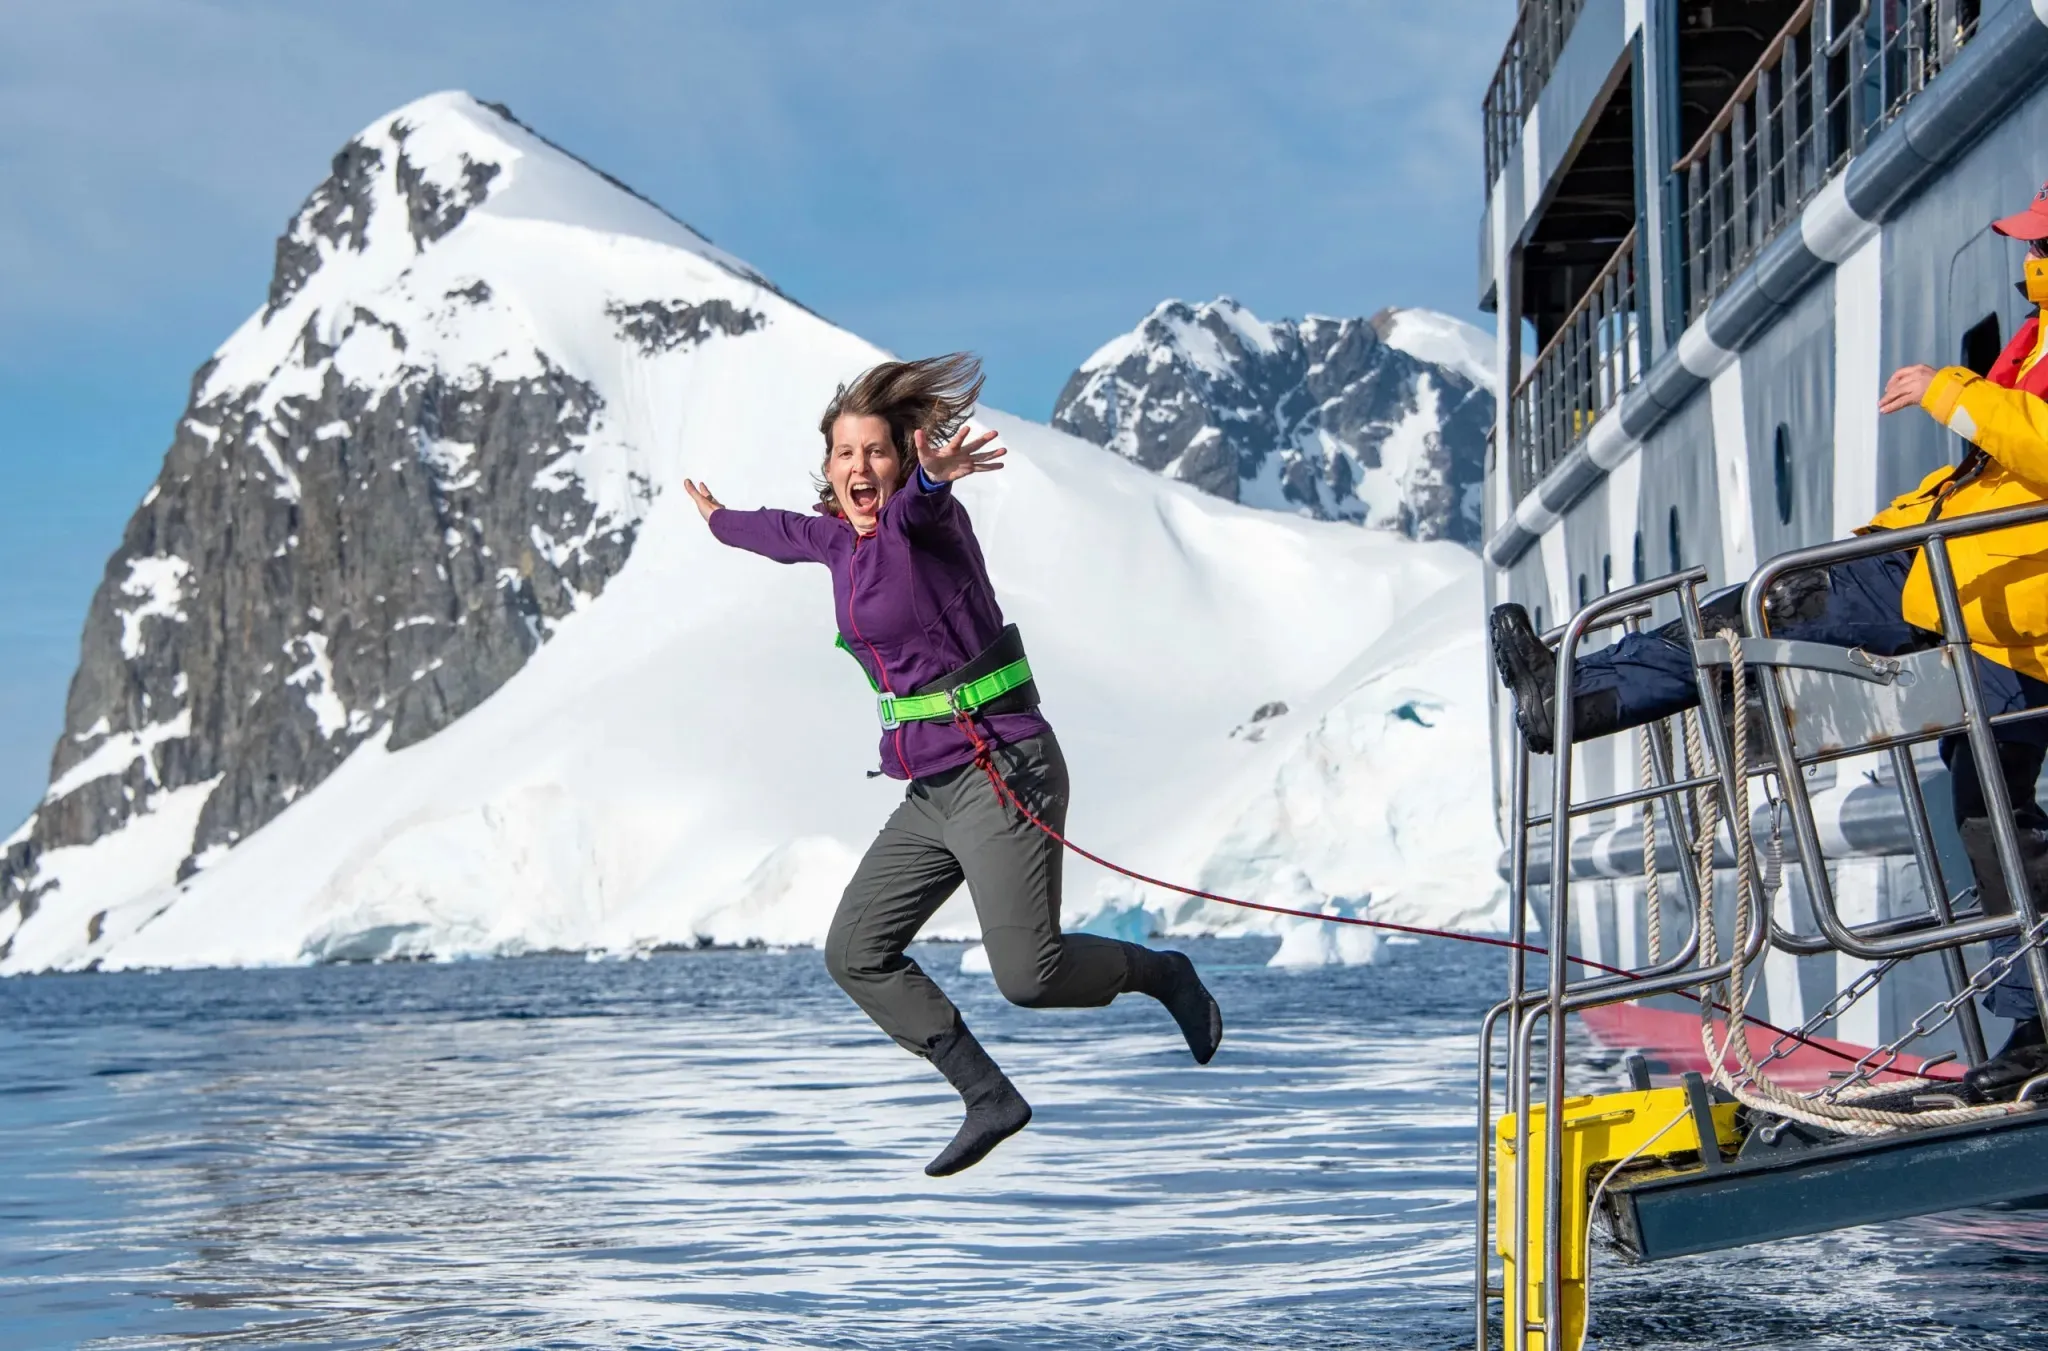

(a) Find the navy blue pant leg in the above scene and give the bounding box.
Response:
[1570,552,1923,726]
[1946,659,2048,1021]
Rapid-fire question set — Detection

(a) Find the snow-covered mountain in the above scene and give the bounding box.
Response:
[0,93,1501,973]
[1051,299,1495,544]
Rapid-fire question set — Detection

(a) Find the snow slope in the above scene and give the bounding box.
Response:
[1086,568,1506,942]
[0,93,1494,972]
[1379,308,1497,389]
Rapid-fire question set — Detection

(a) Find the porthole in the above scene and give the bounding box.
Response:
[1773,424,1794,526]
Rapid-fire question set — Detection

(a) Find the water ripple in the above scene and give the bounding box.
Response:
[4,943,2048,1348]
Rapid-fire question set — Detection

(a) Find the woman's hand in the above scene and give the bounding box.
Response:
[915,426,1007,484]
[1879,365,1938,414]
[683,478,724,523]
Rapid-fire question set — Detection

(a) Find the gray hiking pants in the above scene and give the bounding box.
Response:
[826,730,1135,1055]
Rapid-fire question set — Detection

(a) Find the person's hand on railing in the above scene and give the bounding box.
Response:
[1879,365,1937,415]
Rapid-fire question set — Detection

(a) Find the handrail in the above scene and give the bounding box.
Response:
[1510,228,1644,499]
[1740,501,2048,984]
[1674,0,1981,325]
[1482,0,1591,188]
[1672,0,1817,174]
[1511,226,1641,402]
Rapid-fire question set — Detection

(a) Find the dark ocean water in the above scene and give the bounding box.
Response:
[5,938,2048,1350]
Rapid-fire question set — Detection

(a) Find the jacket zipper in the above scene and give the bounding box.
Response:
[846,532,908,777]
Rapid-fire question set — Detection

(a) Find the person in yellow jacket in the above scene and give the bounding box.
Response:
[1489,183,2048,1098]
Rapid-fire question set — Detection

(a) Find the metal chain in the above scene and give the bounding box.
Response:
[1740,957,1902,1084]
[1823,907,2048,1100]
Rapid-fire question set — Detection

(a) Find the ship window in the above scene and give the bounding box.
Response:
[1534,606,1546,632]
[1602,553,1613,593]
[1772,424,1794,526]
[1633,531,1645,583]
[1962,312,2003,378]
[1577,573,1589,607]
[1667,507,1683,572]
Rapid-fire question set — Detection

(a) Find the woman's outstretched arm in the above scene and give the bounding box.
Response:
[892,427,1007,533]
[687,477,835,564]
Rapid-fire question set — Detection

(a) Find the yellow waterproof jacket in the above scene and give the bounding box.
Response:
[1866,365,2048,681]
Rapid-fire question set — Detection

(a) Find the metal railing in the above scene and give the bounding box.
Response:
[1475,500,2048,1350]
[1675,0,1981,326]
[1484,0,1591,188]
[1510,228,1645,501]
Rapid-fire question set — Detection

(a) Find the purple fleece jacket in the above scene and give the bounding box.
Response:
[707,477,1051,780]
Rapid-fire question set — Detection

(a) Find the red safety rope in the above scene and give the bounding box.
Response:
[951,715,1963,1082]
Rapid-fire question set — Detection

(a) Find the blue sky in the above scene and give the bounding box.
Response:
[0,0,1507,824]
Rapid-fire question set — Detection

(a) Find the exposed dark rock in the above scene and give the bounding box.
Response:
[607,299,764,355]
[7,333,640,906]
[1052,299,1494,544]
[0,105,691,929]
[267,140,384,316]
[389,122,501,248]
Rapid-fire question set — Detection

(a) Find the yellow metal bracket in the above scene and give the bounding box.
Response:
[1494,1086,1741,1349]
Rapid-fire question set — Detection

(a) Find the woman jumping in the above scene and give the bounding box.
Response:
[684,353,1223,1176]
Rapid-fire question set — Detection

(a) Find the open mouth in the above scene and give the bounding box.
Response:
[848,482,880,513]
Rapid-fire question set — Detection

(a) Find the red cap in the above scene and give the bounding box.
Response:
[1992,181,2048,241]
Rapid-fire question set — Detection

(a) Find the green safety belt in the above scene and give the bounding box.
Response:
[835,635,1034,729]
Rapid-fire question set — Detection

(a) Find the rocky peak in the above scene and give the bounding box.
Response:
[0,93,775,947]
[1051,298,1496,544]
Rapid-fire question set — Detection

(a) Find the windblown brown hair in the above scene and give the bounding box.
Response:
[813,353,985,516]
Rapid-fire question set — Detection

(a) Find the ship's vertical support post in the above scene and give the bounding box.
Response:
[1687,159,1706,324]
[1540,604,1597,1348]
[1480,742,1532,1351]
[1707,131,1727,294]
[1809,0,1828,176]
[1889,741,1990,1064]
[1731,101,1750,262]
[1513,1003,1547,1348]
[1783,34,1805,201]
[1474,999,1508,1351]
[1925,536,2048,1023]
[1848,0,1870,157]
[1507,742,1533,1114]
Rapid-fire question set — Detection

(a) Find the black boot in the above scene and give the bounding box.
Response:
[1123,944,1224,1064]
[923,1023,1032,1177]
[1487,604,1626,755]
[1999,1016,2045,1059]
[1964,1038,2048,1103]
[1962,1017,2048,1103]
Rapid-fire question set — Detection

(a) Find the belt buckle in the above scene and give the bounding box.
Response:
[878,694,900,730]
